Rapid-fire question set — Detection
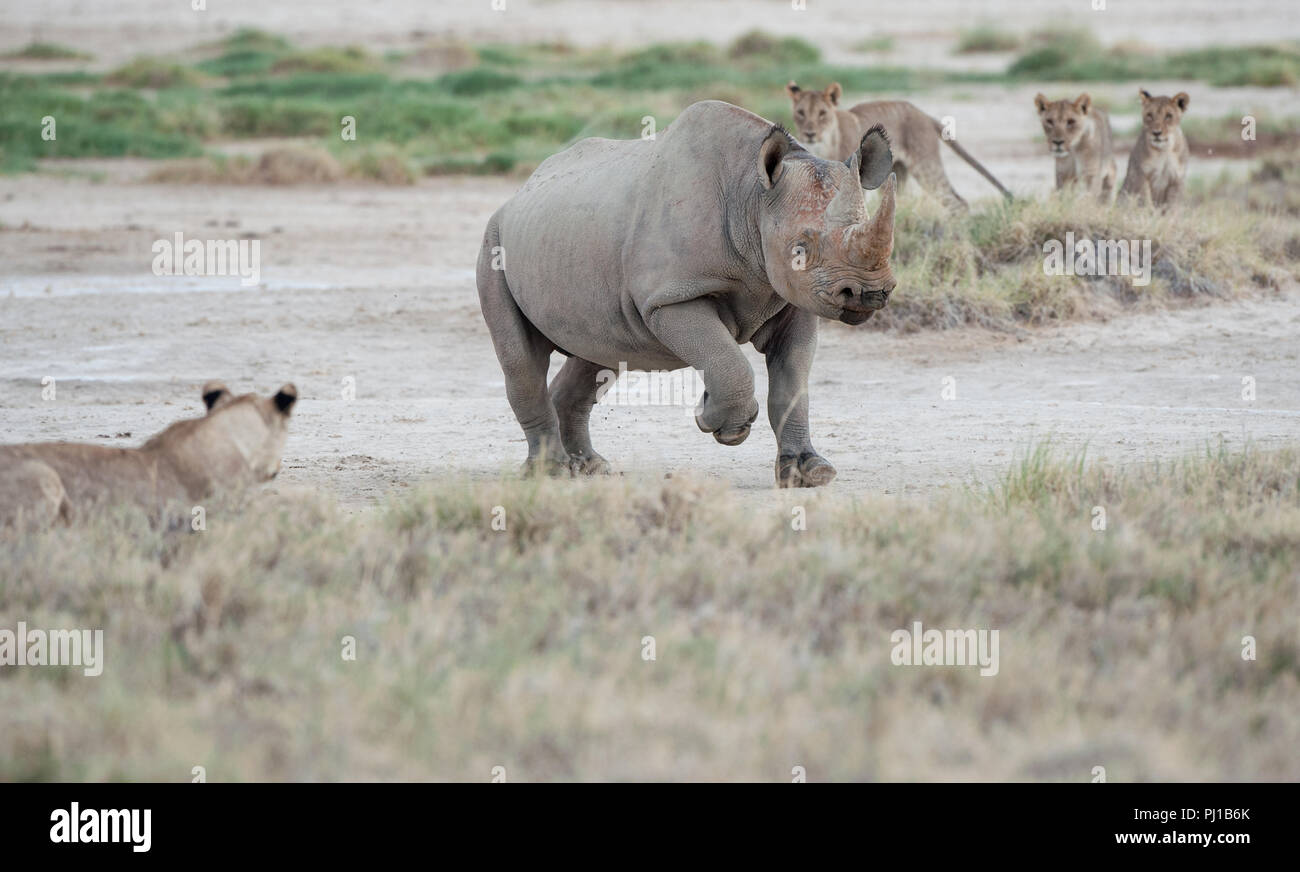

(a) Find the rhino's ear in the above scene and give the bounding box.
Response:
[847,124,892,191]
[758,125,794,189]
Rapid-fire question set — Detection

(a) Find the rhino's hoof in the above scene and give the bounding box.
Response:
[695,390,759,446]
[568,453,612,476]
[520,456,571,478]
[712,423,752,446]
[775,452,837,488]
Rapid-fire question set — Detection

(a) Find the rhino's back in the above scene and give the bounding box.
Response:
[494,136,655,363]
[491,102,770,367]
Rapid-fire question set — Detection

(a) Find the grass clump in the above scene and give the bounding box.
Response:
[727,31,821,66]
[955,25,1021,54]
[875,177,1300,332]
[105,57,204,89]
[1008,32,1300,87]
[147,146,344,185]
[853,35,896,53]
[2,42,92,61]
[434,67,523,96]
[270,46,377,75]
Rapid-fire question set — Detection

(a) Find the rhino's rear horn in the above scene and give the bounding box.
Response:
[848,124,893,191]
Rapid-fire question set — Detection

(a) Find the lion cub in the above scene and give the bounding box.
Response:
[786,81,1011,212]
[1034,92,1117,201]
[0,381,297,529]
[1119,89,1190,208]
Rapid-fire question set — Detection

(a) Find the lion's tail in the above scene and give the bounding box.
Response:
[930,116,1014,201]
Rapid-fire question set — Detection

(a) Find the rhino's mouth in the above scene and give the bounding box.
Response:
[815,284,891,325]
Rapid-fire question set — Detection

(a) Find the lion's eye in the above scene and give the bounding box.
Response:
[1067,119,1075,127]
[1165,114,1172,121]
[795,111,804,119]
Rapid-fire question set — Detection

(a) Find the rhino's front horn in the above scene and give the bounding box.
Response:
[863,172,897,257]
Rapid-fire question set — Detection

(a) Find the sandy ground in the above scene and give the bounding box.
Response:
[3,174,1298,508]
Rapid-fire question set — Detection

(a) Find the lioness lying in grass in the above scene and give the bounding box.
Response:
[0,381,297,530]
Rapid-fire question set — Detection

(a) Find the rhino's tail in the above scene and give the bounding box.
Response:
[930,116,1013,201]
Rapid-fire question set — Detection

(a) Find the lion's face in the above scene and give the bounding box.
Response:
[1138,90,1189,150]
[786,81,842,147]
[198,381,298,482]
[1035,93,1094,157]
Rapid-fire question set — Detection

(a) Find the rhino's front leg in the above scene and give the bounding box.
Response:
[645,298,758,446]
[757,307,836,488]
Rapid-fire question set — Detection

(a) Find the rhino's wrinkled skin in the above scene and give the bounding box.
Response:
[476,100,898,487]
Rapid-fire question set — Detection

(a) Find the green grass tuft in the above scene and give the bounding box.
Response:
[2,42,93,61]
[955,25,1022,54]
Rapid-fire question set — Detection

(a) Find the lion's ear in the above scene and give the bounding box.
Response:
[826,82,842,106]
[785,80,801,98]
[273,384,298,415]
[1139,88,1152,103]
[1075,93,1092,115]
[1173,92,1189,112]
[201,381,231,412]
[1034,93,1049,113]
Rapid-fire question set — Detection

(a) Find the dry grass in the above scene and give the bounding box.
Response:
[2,443,1297,781]
[146,145,417,186]
[868,170,1300,332]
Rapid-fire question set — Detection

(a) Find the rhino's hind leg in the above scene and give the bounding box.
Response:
[477,225,568,476]
[549,356,614,476]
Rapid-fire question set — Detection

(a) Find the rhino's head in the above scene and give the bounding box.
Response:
[756,124,897,325]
